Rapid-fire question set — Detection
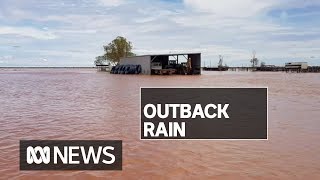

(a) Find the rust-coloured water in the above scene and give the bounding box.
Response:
[0,68,319,179]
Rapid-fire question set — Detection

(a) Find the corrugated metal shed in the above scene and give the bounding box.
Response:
[120,56,151,74]
[119,53,201,75]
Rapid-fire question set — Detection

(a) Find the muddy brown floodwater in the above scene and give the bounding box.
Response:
[0,68,319,179]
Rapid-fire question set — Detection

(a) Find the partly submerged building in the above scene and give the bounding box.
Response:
[285,62,308,72]
[95,64,110,72]
[119,53,201,75]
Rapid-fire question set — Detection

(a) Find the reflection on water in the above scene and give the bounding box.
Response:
[0,68,319,179]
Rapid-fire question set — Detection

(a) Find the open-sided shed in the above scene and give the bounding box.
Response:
[119,53,201,75]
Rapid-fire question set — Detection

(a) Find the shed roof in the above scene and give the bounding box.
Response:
[122,53,201,58]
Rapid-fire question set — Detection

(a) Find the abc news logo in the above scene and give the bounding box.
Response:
[27,146,50,164]
[26,146,115,165]
[20,140,122,170]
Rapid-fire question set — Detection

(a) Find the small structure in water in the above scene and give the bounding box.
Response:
[96,64,110,72]
[285,62,308,73]
[116,53,201,75]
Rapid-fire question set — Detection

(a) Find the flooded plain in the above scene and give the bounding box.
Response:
[0,68,319,179]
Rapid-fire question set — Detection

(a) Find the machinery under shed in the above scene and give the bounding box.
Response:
[117,53,201,75]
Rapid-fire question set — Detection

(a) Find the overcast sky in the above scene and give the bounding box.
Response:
[0,0,319,67]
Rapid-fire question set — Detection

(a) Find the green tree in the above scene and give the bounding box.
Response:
[103,36,135,65]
